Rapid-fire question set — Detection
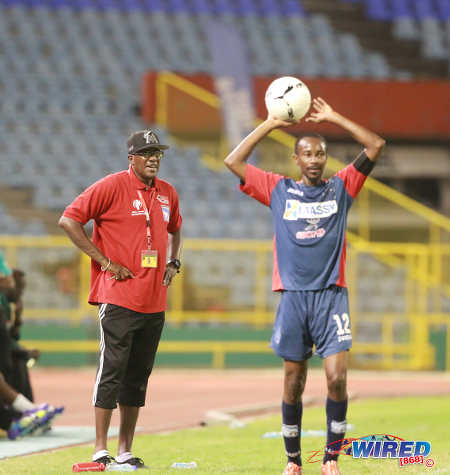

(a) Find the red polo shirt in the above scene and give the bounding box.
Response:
[63,166,182,313]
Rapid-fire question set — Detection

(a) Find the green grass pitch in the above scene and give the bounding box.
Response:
[1,396,448,474]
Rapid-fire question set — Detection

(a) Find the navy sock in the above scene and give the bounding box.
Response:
[324,397,348,463]
[282,401,303,466]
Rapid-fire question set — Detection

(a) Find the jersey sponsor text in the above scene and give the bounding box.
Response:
[283,200,338,221]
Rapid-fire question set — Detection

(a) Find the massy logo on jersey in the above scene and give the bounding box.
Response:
[283,199,338,221]
[283,200,337,240]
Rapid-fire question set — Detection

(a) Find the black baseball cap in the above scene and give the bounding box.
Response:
[127,130,169,154]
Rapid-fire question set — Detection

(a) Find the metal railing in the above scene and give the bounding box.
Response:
[1,236,449,370]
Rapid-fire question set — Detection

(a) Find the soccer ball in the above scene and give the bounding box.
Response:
[265,76,311,123]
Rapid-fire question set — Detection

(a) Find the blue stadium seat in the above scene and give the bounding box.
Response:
[260,0,281,15]
[434,0,450,21]
[168,0,190,14]
[364,0,392,21]
[213,0,237,15]
[280,0,305,16]
[141,0,167,12]
[412,0,437,20]
[190,0,214,14]
[390,0,414,19]
[46,0,74,7]
[235,0,259,15]
[70,0,95,9]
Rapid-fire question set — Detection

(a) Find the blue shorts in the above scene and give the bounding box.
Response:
[270,286,352,361]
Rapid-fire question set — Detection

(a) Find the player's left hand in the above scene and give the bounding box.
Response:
[305,97,335,123]
[163,263,178,287]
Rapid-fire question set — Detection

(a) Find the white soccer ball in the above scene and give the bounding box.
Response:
[265,76,311,123]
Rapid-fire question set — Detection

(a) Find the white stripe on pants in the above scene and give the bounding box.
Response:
[92,303,107,405]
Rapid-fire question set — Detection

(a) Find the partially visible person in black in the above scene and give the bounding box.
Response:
[0,259,15,384]
[0,257,64,438]
[7,269,40,401]
[0,264,39,400]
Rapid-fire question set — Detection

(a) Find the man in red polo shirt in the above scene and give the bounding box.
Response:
[59,129,182,469]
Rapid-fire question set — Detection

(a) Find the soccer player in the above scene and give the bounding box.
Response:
[224,97,385,475]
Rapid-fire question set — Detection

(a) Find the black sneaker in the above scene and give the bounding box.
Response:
[93,455,116,466]
[118,457,147,468]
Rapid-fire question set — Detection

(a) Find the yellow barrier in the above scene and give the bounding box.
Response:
[22,340,274,370]
[21,337,436,370]
[2,235,449,370]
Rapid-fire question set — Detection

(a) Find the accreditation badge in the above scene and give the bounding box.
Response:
[141,249,158,268]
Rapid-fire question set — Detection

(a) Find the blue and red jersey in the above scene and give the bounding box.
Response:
[240,153,372,291]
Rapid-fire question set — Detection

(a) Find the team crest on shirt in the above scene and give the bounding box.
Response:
[296,219,326,239]
[131,199,146,216]
[161,205,170,222]
[305,218,320,231]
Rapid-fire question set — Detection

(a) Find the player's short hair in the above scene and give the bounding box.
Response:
[294,133,327,154]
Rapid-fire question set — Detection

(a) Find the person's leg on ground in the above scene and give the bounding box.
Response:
[322,351,348,475]
[282,359,307,474]
[116,311,164,467]
[115,405,139,463]
[270,291,311,475]
[94,407,113,454]
[92,304,134,464]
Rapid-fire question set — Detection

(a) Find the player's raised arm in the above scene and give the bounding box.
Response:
[224,116,292,182]
[306,97,386,162]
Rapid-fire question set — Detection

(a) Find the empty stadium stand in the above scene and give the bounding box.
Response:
[0,0,447,334]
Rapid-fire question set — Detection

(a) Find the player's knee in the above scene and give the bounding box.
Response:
[326,372,347,398]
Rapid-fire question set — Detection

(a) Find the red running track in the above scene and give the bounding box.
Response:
[30,367,450,433]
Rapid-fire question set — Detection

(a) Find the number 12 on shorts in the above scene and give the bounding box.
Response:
[333,313,351,336]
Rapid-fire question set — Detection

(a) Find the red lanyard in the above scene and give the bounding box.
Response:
[137,189,156,249]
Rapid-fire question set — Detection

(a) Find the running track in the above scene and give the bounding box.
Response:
[30,368,450,433]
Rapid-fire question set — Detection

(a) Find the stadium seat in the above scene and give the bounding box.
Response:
[412,0,437,20]
[364,0,392,21]
[434,0,450,21]
[420,19,447,59]
[0,0,446,244]
[280,0,305,16]
[392,17,420,40]
[390,0,413,19]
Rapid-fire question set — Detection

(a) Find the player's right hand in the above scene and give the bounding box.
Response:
[266,114,295,128]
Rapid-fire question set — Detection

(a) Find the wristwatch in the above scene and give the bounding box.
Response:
[167,259,181,272]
